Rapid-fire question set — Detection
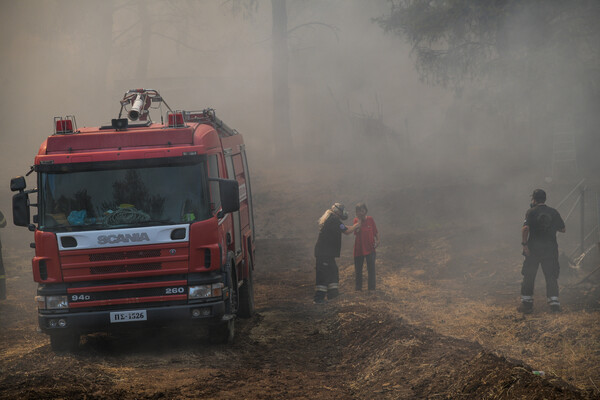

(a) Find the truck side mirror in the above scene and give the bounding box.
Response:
[13,192,30,227]
[214,179,240,218]
[10,176,26,192]
[11,176,30,227]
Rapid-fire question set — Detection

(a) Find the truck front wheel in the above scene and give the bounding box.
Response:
[209,257,237,344]
[49,331,80,353]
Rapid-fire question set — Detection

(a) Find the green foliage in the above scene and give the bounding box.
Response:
[376,0,600,90]
[227,0,260,19]
[376,0,600,174]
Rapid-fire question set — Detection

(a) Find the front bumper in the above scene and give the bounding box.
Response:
[38,301,226,334]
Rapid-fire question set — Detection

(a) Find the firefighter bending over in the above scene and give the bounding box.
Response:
[0,210,6,300]
[519,189,565,314]
[314,203,360,304]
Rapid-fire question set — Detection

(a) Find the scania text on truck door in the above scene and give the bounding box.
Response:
[10,89,255,351]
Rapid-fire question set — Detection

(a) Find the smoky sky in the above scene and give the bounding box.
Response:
[0,0,597,252]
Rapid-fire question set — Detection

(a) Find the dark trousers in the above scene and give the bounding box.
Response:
[521,251,559,300]
[354,251,376,291]
[315,256,339,300]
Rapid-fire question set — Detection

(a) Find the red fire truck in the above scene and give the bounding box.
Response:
[11,89,255,351]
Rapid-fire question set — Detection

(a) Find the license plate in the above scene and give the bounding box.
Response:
[110,310,147,323]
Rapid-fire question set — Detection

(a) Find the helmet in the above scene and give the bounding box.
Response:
[332,203,348,220]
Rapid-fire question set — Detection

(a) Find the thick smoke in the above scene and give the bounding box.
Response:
[0,0,597,258]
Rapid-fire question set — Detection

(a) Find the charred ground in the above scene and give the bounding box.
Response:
[0,163,598,399]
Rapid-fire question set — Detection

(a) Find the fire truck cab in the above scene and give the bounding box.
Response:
[11,89,255,351]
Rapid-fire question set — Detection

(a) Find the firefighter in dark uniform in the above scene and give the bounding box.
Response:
[0,210,6,300]
[314,203,360,303]
[519,189,566,314]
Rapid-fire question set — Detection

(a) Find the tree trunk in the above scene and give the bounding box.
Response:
[72,0,114,114]
[271,0,292,155]
[136,0,151,79]
[93,0,114,107]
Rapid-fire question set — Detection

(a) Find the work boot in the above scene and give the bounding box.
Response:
[313,291,326,304]
[517,301,533,314]
[327,283,339,300]
[327,288,339,300]
[547,297,560,313]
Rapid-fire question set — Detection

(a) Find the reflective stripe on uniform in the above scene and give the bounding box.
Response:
[316,285,327,292]
[521,295,533,303]
[327,283,338,289]
[547,296,560,305]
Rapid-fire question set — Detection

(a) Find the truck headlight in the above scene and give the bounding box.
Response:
[188,285,211,299]
[188,283,223,299]
[44,295,69,310]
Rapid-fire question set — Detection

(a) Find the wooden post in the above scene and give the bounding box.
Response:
[597,191,600,243]
[580,186,585,255]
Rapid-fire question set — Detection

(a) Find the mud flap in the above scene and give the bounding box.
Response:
[209,314,235,344]
[237,257,255,318]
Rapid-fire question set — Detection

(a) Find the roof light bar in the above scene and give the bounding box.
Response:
[167,111,186,128]
[54,116,77,135]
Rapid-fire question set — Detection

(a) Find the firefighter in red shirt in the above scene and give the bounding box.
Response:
[353,202,379,291]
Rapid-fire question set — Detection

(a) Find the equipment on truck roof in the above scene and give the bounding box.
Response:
[119,88,172,122]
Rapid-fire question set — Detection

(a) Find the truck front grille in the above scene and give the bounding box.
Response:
[89,249,161,262]
[90,263,162,275]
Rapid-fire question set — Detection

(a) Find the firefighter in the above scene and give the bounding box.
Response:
[519,189,566,314]
[0,210,6,300]
[314,203,360,304]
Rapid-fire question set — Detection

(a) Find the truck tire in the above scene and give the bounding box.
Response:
[225,258,239,316]
[50,331,80,352]
[209,257,237,344]
[237,258,254,318]
[209,318,235,344]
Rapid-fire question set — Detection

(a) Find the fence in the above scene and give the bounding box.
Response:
[556,179,599,267]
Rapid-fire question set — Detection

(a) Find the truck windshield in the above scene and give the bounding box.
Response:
[38,160,209,231]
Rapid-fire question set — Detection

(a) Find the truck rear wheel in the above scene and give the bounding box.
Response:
[49,331,80,353]
[237,259,254,318]
[225,258,239,315]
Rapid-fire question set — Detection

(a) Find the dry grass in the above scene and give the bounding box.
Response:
[358,259,600,394]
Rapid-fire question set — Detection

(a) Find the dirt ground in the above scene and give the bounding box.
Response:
[0,163,599,399]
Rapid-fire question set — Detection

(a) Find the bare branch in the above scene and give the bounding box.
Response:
[287,22,340,42]
[113,20,141,43]
[149,31,214,53]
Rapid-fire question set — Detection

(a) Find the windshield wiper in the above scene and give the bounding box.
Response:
[129,219,175,227]
[73,223,110,231]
